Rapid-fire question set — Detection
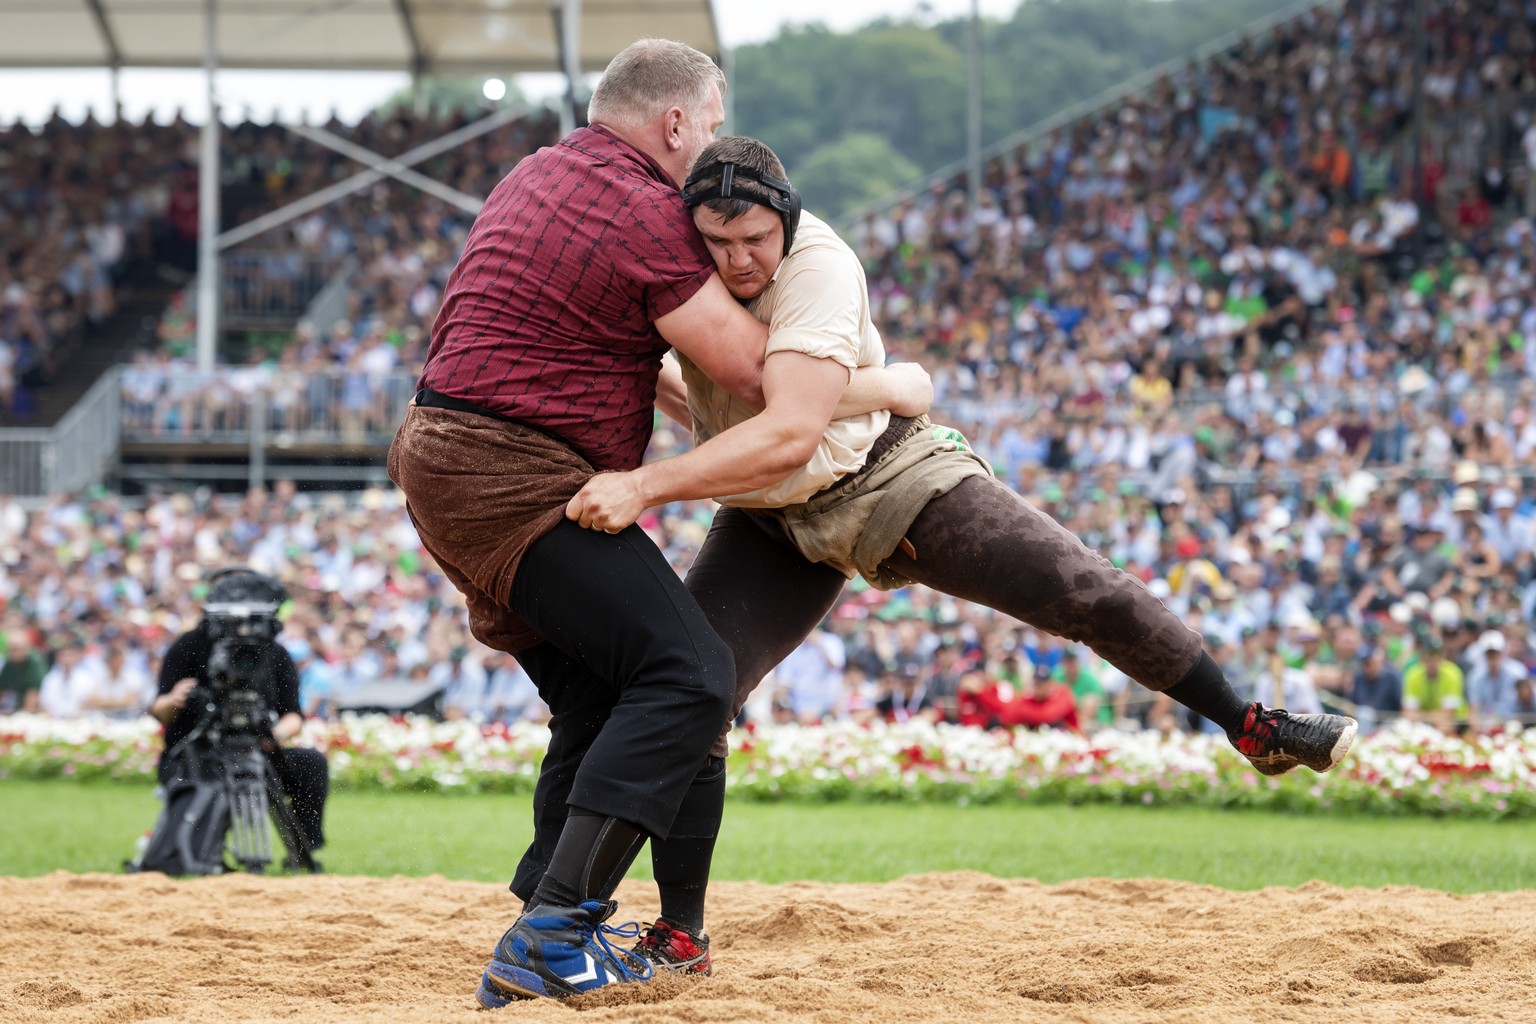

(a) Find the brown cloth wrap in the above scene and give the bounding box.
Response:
[386,403,591,653]
[759,414,994,589]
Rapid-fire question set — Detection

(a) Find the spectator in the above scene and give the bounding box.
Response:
[0,629,47,712]
[38,643,103,719]
[1054,646,1109,729]
[432,647,490,722]
[482,651,547,725]
[955,666,1014,731]
[1464,631,1528,733]
[1499,676,1536,728]
[1252,650,1323,717]
[923,639,969,722]
[1010,662,1080,732]
[1402,639,1467,735]
[82,641,155,719]
[1350,644,1403,735]
[776,627,847,723]
[873,665,935,725]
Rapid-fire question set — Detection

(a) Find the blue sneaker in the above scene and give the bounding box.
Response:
[475,899,654,1006]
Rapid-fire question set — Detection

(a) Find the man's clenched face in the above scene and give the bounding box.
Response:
[692,204,784,301]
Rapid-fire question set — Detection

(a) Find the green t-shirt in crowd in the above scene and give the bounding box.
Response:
[1402,660,1466,719]
[1057,665,1112,726]
[0,651,48,697]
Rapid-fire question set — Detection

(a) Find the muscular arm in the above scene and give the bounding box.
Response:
[569,350,847,530]
[837,362,931,418]
[655,353,691,427]
[655,274,767,408]
[657,351,932,428]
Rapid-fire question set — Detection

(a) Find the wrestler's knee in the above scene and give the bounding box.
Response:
[1036,568,1144,642]
[675,628,736,728]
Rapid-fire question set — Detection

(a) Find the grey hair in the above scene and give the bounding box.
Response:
[587,38,725,131]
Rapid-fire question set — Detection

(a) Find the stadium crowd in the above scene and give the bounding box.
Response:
[1,456,1535,739]
[5,0,1536,740]
[0,101,557,424]
[117,105,559,438]
[0,112,167,414]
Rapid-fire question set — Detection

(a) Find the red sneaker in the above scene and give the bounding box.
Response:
[632,918,712,976]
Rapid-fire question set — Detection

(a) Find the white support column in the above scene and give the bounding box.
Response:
[564,0,582,126]
[194,0,221,373]
[721,46,735,133]
[966,0,982,252]
[551,0,582,135]
[248,384,267,492]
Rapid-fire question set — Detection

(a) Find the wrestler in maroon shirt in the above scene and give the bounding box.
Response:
[418,123,722,471]
[392,40,769,1005]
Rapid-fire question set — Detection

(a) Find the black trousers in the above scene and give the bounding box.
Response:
[156,745,329,850]
[273,748,329,850]
[508,518,735,901]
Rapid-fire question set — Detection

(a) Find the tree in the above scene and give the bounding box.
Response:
[792,133,924,220]
[733,0,1296,218]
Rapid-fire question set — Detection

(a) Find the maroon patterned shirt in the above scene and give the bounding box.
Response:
[418,126,714,471]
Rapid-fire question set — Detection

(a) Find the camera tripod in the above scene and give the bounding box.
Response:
[139,706,319,876]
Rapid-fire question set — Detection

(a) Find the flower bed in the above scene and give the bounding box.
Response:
[2,714,1534,819]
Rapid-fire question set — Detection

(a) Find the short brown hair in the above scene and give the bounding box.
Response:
[684,136,788,224]
[587,38,725,131]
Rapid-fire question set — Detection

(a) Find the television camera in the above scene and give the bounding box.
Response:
[129,570,318,876]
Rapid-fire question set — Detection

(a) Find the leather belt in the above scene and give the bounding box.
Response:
[813,414,916,499]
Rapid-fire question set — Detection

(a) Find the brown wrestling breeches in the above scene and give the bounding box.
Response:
[687,473,1203,758]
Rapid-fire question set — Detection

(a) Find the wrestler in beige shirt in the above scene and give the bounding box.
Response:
[675,210,890,508]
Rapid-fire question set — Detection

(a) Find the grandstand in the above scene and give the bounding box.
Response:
[3,0,1536,737]
[0,0,717,494]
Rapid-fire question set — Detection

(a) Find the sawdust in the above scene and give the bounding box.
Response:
[2,871,1532,1023]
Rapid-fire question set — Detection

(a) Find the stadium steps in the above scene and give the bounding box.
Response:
[5,265,178,428]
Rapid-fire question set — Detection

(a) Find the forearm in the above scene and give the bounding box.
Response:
[835,362,932,419]
[655,354,693,427]
[569,351,847,530]
[835,365,896,419]
[274,712,303,742]
[149,693,181,725]
[630,414,813,506]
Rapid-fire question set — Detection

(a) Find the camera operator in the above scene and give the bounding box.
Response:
[148,569,329,860]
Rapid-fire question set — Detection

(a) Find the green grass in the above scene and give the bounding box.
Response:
[4,781,1534,892]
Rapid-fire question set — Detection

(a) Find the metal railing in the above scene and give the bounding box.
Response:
[0,370,121,498]
[120,366,417,448]
[221,249,346,326]
[301,254,360,340]
[1,358,1525,500]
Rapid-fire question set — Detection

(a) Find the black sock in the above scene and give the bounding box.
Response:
[531,810,646,909]
[1161,650,1249,734]
[652,756,726,935]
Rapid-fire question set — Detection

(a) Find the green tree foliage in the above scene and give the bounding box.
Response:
[734,0,1294,216]
[794,132,925,219]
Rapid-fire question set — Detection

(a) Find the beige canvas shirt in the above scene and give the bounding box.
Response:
[677,211,890,507]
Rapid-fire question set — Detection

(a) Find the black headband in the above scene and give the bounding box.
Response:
[682,160,803,257]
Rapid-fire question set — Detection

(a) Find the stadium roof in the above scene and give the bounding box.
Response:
[0,0,721,73]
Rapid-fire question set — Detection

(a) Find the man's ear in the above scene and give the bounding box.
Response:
[663,106,685,152]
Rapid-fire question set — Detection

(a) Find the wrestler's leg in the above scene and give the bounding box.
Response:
[884,474,1238,729]
[646,509,847,945]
